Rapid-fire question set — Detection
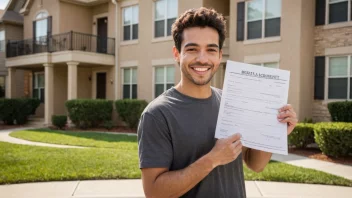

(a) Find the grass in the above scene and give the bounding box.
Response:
[2,129,352,186]
[10,128,137,150]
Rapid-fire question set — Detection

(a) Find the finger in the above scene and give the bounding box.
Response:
[277,110,295,119]
[279,117,298,125]
[227,133,241,143]
[230,140,242,149]
[279,104,293,113]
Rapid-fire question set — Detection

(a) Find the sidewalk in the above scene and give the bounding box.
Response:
[1,179,351,198]
[272,153,352,180]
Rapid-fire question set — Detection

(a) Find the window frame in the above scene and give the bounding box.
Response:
[245,0,282,40]
[325,55,351,100]
[0,30,5,52]
[34,11,49,44]
[253,62,280,69]
[122,67,138,99]
[153,0,178,38]
[33,72,45,102]
[122,5,139,41]
[326,0,352,24]
[153,65,175,98]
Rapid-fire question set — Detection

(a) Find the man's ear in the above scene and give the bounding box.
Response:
[173,46,180,63]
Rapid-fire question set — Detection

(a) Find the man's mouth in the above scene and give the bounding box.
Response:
[191,67,211,74]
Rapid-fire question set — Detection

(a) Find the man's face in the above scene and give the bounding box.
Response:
[173,27,223,86]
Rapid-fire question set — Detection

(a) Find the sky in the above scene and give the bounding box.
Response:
[0,0,10,10]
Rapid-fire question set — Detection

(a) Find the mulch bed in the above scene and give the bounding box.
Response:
[289,148,352,166]
[0,122,27,130]
[48,126,137,134]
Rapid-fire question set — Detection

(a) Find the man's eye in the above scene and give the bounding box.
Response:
[208,49,217,52]
[187,48,196,51]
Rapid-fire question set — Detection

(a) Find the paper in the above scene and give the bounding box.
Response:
[215,60,290,155]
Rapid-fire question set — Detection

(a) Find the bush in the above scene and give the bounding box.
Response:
[328,101,352,122]
[288,123,315,148]
[52,115,67,129]
[0,98,40,125]
[115,99,148,129]
[314,122,352,157]
[103,120,114,130]
[65,99,113,129]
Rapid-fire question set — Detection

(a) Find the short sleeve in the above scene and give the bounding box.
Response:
[137,112,173,169]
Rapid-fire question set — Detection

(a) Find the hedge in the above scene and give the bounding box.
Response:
[65,99,113,129]
[328,101,352,122]
[0,98,40,125]
[115,99,148,129]
[288,123,315,148]
[314,122,352,157]
[52,115,67,129]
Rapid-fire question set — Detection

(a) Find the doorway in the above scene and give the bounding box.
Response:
[97,17,108,53]
[96,72,106,99]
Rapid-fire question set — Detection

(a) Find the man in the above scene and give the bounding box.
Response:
[137,7,297,198]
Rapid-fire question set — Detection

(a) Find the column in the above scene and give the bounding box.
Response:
[44,63,54,125]
[6,67,16,98]
[67,62,79,100]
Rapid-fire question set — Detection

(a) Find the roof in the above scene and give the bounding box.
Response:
[1,10,23,24]
[0,10,4,19]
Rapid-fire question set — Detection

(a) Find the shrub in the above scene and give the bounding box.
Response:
[103,120,114,130]
[115,99,148,129]
[288,123,315,148]
[0,98,40,125]
[314,122,352,157]
[52,115,67,129]
[65,99,113,129]
[327,101,352,122]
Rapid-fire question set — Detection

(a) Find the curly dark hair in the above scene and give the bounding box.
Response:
[171,7,226,52]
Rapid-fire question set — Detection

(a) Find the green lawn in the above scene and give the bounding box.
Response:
[2,129,352,186]
[10,129,137,150]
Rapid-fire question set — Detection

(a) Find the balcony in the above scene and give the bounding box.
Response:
[6,31,115,58]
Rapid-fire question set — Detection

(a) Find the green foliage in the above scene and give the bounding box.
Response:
[115,99,148,129]
[328,101,352,122]
[314,122,352,157]
[65,99,113,129]
[51,115,67,129]
[0,98,40,125]
[103,120,114,130]
[288,123,315,148]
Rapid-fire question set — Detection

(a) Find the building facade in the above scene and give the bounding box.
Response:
[3,0,352,124]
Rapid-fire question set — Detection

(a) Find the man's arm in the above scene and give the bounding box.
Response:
[242,147,272,173]
[141,134,242,198]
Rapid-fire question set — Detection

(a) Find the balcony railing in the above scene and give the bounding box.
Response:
[6,31,115,58]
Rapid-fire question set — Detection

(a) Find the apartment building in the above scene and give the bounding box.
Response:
[0,1,25,99]
[3,0,352,124]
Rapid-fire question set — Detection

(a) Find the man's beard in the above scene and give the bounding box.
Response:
[182,62,215,86]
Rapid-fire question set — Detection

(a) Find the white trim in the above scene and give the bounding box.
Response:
[121,60,139,67]
[243,36,281,45]
[151,36,173,43]
[33,10,49,21]
[325,55,352,100]
[152,58,175,66]
[33,72,45,101]
[120,40,139,46]
[325,46,352,56]
[121,67,138,99]
[152,0,178,38]
[122,5,139,42]
[326,0,351,24]
[120,0,139,8]
[92,13,109,36]
[152,65,175,98]
[244,53,280,64]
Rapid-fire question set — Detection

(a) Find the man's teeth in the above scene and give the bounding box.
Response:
[193,68,208,72]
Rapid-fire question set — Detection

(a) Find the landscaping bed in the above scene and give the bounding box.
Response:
[289,148,352,166]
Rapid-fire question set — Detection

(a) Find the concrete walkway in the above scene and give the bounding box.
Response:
[1,179,351,198]
[272,153,352,180]
[0,128,85,149]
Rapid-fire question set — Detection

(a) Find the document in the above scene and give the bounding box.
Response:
[215,61,290,155]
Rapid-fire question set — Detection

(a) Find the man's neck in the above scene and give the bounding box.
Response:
[175,80,212,99]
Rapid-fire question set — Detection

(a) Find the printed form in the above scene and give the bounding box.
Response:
[215,61,290,155]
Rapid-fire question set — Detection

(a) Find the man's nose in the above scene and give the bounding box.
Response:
[196,50,209,64]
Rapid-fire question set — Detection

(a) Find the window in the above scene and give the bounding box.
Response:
[253,62,279,68]
[0,76,5,98]
[154,0,178,38]
[33,72,45,103]
[328,0,351,24]
[155,66,175,98]
[327,56,351,99]
[35,12,48,42]
[0,30,4,52]
[123,5,139,41]
[123,68,137,99]
[247,0,281,40]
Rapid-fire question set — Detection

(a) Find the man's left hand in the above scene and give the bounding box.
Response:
[277,104,298,135]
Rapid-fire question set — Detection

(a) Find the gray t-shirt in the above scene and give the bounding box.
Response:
[137,87,246,198]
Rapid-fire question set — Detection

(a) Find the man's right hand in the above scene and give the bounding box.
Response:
[207,133,243,168]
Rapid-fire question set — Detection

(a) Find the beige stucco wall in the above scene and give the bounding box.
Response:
[77,67,92,99]
[4,24,24,41]
[92,66,114,100]
[59,1,92,34]
[53,66,67,116]
[23,0,60,39]
[230,0,315,121]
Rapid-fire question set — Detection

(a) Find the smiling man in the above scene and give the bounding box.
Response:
[137,7,297,198]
